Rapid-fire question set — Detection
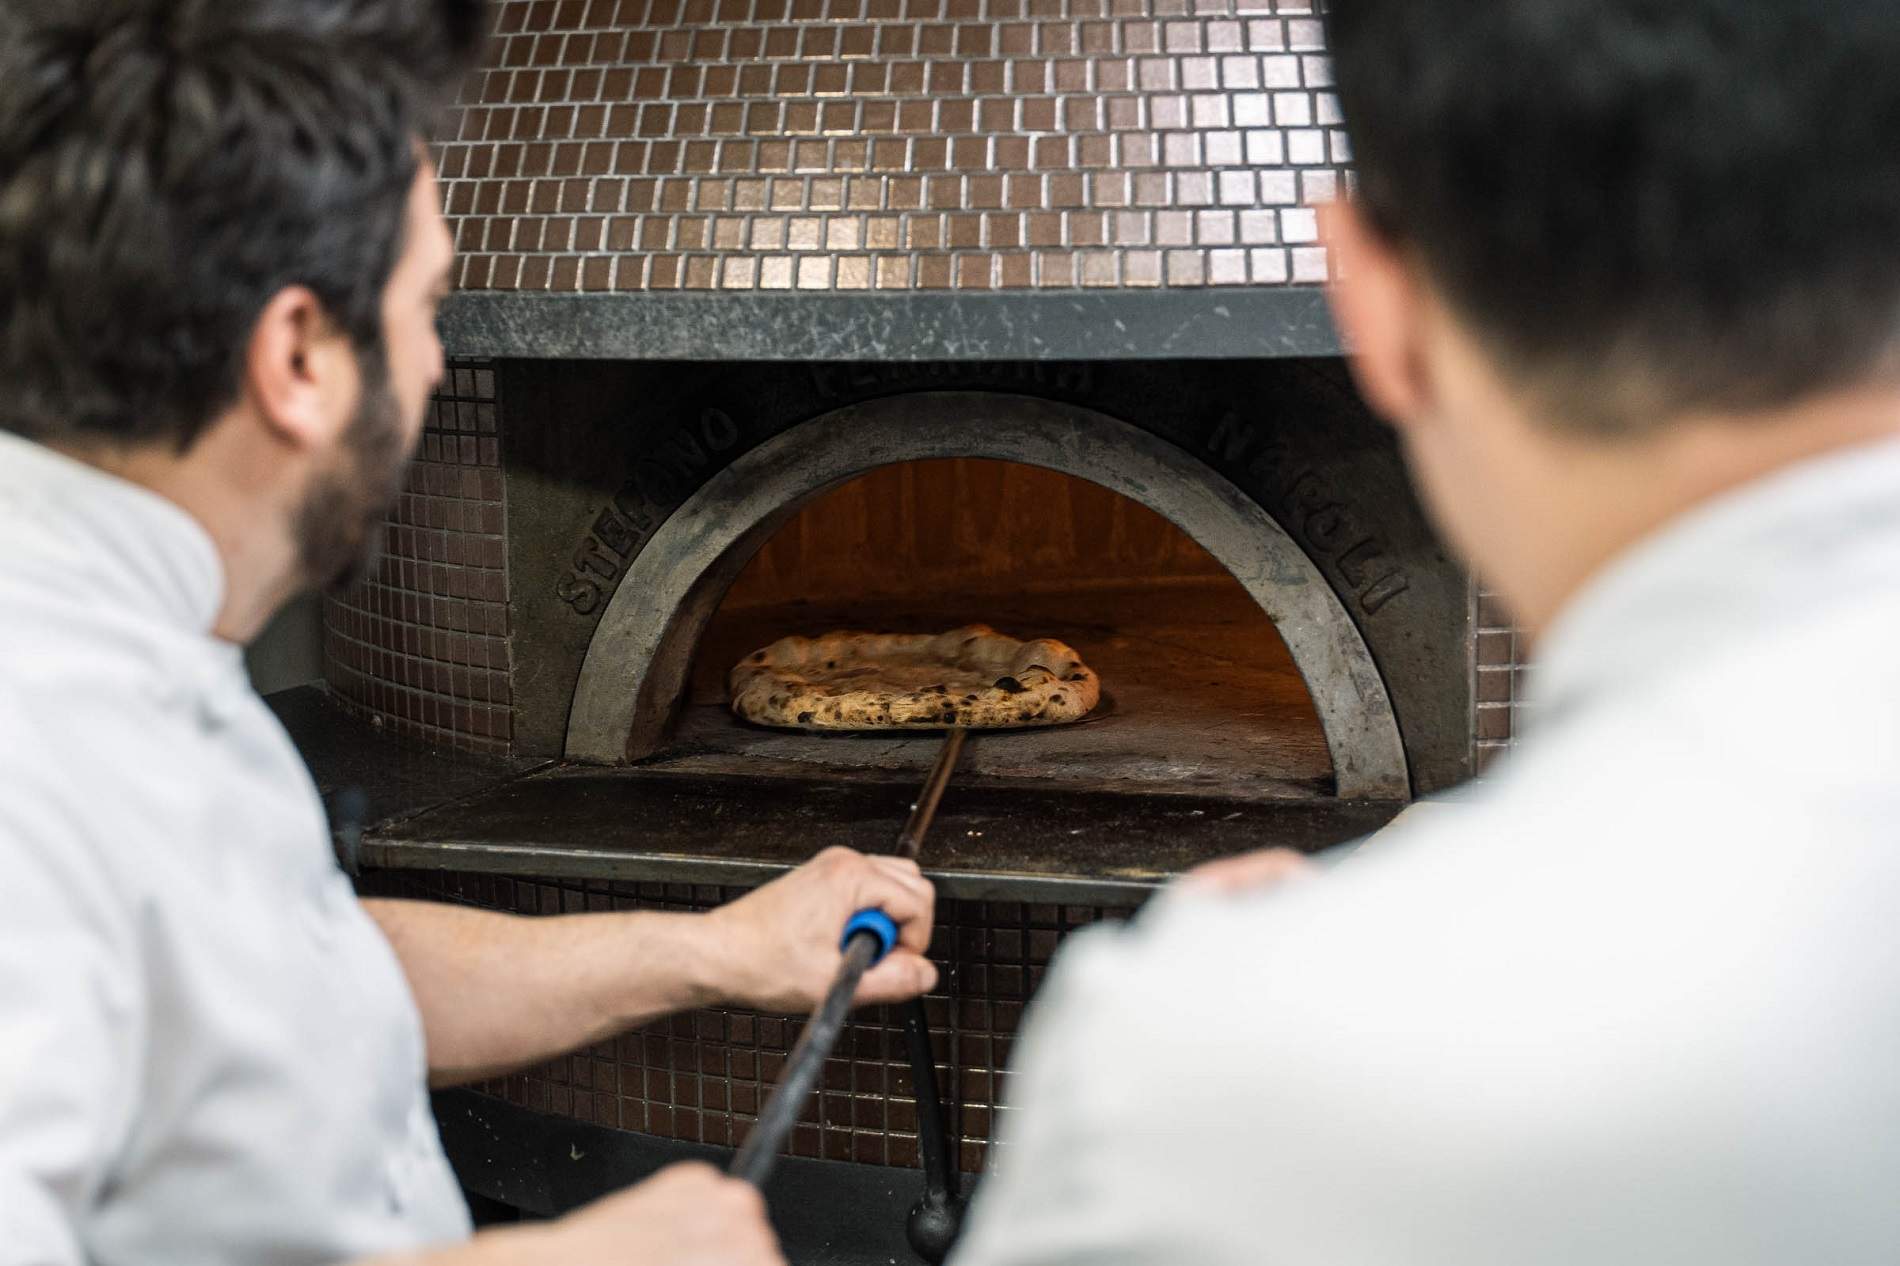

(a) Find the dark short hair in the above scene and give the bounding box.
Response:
[1326,1,1900,433]
[0,0,483,450]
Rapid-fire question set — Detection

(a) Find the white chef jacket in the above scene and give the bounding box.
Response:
[955,434,1900,1265]
[0,432,471,1264]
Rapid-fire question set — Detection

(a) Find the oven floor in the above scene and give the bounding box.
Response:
[683,577,1335,801]
[361,764,1401,904]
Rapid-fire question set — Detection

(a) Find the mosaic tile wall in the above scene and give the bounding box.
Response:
[436,0,1349,292]
[1474,586,1524,772]
[323,362,515,755]
[361,868,1132,1172]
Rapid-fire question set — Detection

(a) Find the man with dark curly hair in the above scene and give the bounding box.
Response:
[0,5,937,1262]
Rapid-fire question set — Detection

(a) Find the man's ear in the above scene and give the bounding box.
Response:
[1320,200,1434,431]
[243,286,357,452]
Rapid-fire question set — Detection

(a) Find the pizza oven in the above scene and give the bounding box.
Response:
[277,0,1520,1255]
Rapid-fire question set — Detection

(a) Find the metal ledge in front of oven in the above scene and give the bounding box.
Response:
[438,287,1343,363]
[275,685,1399,902]
[357,763,1402,905]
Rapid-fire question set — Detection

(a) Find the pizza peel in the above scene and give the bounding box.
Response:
[730,727,969,1262]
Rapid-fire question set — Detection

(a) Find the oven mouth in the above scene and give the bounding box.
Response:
[567,393,1411,802]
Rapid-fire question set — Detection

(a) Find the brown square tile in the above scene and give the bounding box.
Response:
[864,215,902,249]
[647,254,682,288]
[583,179,622,214]
[747,217,785,251]
[1063,209,1103,246]
[1207,248,1248,284]
[1249,246,1289,282]
[786,216,823,250]
[1197,207,1238,243]
[824,218,862,250]
[1076,249,1115,286]
[1114,247,1157,286]
[1164,247,1205,284]
[942,213,979,249]
[915,256,953,289]
[731,178,768,212]
[766,175,802,209]
[758,256,794,289]
[1246,18,1290,52]
[874,254,911,288]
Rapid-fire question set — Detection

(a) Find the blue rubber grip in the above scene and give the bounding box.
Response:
[841,909,899,964]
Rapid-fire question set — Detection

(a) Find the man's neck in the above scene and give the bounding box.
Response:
[1511,385,1900,645]
[51,430,302,645]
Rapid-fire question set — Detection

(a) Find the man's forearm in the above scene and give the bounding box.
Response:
[357,1220,550,1266]
[362,898,735,1086]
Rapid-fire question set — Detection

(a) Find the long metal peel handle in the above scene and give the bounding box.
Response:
[898,728,966,861]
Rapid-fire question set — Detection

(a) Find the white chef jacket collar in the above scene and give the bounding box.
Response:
[1527,430,1900,730]
[0,429,225,636]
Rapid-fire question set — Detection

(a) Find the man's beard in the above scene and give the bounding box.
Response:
[294,348,416,594]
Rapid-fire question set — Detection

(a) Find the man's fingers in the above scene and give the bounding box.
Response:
[1176,847,1315,895]
[852,855,937,953]
[856,949,939,1003]
[868,854,928,888]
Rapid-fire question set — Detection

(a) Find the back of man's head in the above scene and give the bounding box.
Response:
[1327,0,1900,435]
[0,0,482,452]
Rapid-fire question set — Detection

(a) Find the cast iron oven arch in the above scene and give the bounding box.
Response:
[565,392,1410,800]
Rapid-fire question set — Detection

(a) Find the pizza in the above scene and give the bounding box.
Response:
[729,624,1101,730]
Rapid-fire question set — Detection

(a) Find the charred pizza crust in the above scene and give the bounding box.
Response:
[729,624,1101,730]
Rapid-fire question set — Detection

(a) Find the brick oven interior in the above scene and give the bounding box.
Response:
[683,458,1334,799]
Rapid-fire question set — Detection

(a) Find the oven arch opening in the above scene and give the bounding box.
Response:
[565,392,1409,801]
